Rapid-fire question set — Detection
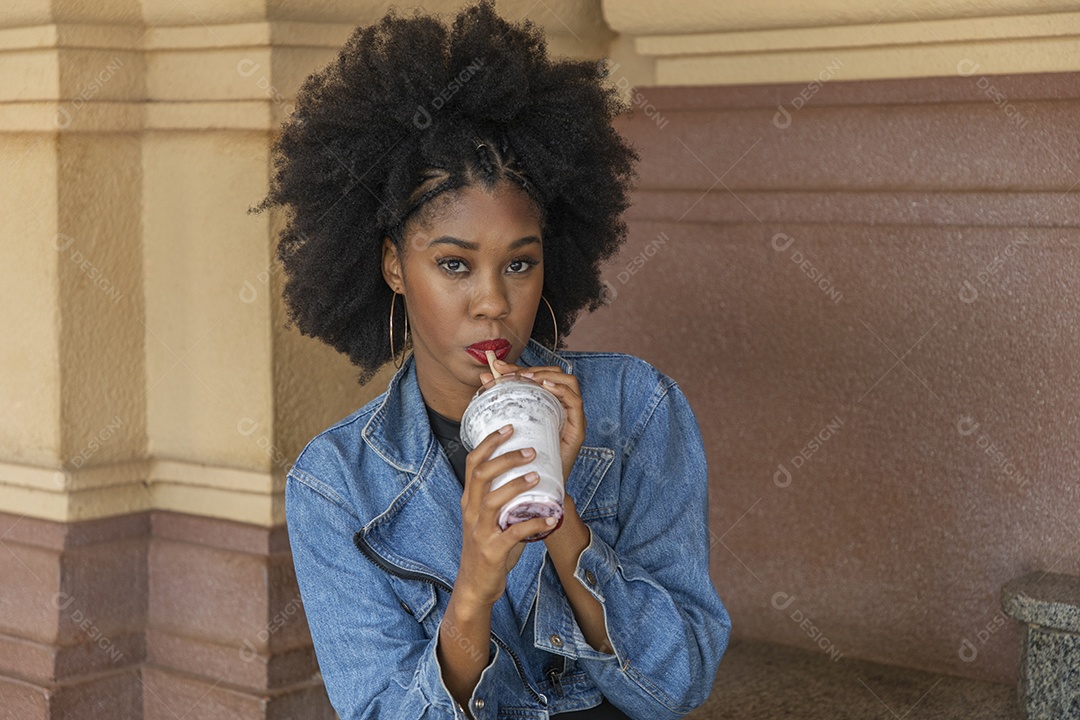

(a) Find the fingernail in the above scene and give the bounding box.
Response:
[499,424,512,434]
[523,448,535,457]
[522,372,535,378]
[545,517,556,526]
[542,379,555,387]
[526,472,539,483]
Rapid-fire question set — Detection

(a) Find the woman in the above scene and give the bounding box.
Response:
[250,2,730,718]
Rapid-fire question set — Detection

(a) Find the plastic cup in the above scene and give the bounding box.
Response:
[460,374,565,542]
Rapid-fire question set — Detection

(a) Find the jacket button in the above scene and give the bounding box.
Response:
[474,698,485,709]
[400,600,412,615]
[585,570,596,585]
[550,633,563,647]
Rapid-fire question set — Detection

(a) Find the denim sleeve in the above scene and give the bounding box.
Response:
[285,472,496,720]
[534,380,731,719]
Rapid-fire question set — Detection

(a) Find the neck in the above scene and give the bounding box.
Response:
[413,354,477,424]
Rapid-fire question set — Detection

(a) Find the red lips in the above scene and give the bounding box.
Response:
[466,338,511,364]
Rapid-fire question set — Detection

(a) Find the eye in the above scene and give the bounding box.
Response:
[438,254,540,274]
[437,257,467,274]
[508,257,540,274]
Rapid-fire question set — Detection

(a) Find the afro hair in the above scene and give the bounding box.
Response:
[249,0,639,385]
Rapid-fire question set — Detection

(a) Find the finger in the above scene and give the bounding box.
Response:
[481,468,541,515]
[533,377,585,418]
[465,424,514,471]
[493,359,567,377]
[514,369,581,394]
[525,368,569,377]
[538,377,577,397]
[479,447,536,486]
[509,515,560,542]
[493,358,526,373]
[500,362,560,373]
[483,369,520,382]
[464,424,516,507]
[472,447,538,504]
[466,442,536,511]
[516,371,578,395]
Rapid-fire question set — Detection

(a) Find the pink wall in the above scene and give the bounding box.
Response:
[567,72,1080,685]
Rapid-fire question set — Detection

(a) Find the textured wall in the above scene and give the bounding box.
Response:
[567,72,1080,685]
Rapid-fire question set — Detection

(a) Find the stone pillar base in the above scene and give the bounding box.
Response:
[142,666,334,720]
[0,509,332,720]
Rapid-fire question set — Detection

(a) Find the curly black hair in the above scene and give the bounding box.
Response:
[249,0,639,385]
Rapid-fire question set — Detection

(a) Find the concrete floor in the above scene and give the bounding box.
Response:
[686,639,1021,719]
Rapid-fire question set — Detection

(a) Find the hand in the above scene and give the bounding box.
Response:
[481,357,586,487]
[457,423,559,608]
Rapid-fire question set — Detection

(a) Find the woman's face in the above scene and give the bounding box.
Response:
[382,180,544,420]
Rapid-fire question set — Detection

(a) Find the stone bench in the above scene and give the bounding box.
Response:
[1002,571,1080,720]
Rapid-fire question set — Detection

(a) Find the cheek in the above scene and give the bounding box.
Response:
[407,278,467,328]
[512,279,543,306]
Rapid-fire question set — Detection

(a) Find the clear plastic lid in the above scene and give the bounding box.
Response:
[460,374,565,451]
[474,372,543,395]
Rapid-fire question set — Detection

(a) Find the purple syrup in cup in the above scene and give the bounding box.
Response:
[460,374,566,542]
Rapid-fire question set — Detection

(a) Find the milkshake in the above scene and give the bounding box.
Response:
[460,374,565,541]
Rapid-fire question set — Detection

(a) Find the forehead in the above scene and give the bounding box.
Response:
[414,182,541,241]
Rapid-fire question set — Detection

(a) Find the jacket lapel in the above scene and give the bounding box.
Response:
[357,353,466,591]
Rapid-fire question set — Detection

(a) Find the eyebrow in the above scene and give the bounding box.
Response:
[427,235,541,251]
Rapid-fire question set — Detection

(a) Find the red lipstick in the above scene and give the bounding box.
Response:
[466,338,511,364]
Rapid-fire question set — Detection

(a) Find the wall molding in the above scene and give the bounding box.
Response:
[0,458,283,525]
[609,7,1080,85]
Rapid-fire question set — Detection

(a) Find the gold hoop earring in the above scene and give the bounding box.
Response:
[389,291,410,369]
[541,294,558,350]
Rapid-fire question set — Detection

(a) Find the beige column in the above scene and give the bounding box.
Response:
[0,23,148,521]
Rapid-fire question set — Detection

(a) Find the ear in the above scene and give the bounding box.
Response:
[382,236,404,294]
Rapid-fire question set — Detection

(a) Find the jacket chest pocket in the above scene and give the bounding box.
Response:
[574,446,619,545]
[388,577,441,633]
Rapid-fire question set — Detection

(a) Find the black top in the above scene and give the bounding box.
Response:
[426,405,469,487]
[423,404,631,719]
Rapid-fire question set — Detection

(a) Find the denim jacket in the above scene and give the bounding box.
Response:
[286,338,731,719]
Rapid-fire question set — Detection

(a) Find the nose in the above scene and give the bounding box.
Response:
[469,271,511,321]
